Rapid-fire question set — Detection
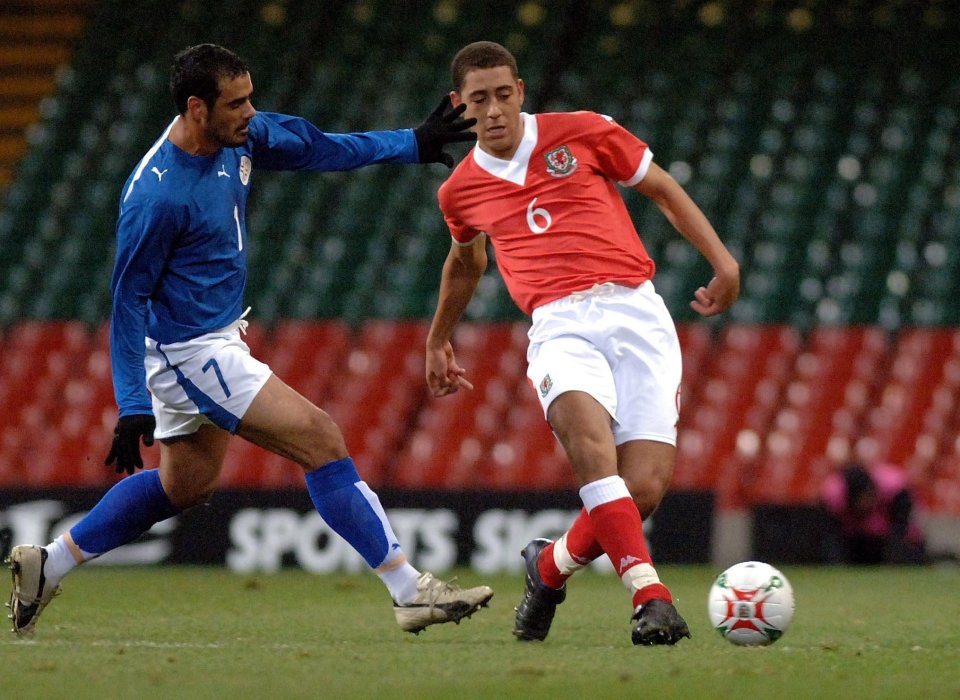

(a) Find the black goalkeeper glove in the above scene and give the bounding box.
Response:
[413,95,477,168]
[104,414,156,475]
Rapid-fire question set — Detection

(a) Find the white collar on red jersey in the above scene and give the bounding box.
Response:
[472,112,537,185]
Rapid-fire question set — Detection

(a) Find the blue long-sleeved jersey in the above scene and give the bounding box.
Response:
[111,111,418,416]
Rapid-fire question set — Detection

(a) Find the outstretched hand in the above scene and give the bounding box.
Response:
[414,95,477,168]
[426,341,474,396]
[104,414,156,475]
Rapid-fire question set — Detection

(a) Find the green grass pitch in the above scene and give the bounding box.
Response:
[2,565,958,699]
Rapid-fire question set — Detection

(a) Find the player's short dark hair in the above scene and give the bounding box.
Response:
[451,41,519,92]
[170,44,249,113]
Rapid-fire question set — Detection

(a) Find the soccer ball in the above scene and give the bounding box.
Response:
[707,561,795,646]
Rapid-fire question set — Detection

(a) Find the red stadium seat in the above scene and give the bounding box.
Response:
[859,328,953,468]
[265,319,351,404]
[676,322,713,395]
[676,324,801,502]
[746,326,892,505]
[3,317,959,520]
[388,322,525,489]
[327,321,428,484]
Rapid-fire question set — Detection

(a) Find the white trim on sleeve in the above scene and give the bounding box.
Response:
[123,117,178,204]
[452,231,485,247]
[618,148,654,187]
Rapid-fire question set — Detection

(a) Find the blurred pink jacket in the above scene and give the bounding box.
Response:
[821,463,924,543]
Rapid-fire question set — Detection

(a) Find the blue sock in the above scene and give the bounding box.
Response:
[304,457,400,569]
[70,469,180,556]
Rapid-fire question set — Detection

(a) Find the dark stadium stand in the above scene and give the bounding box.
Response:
[0,2,958,516]
[0,0,92,190]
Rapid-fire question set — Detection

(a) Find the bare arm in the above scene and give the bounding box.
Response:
[635,162,740,316]
[425,235,488,396]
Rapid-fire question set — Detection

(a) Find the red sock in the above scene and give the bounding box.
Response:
[632,583,672,608]
[566,507,605,562]
[588,497,672,608]
[537,508,604,589]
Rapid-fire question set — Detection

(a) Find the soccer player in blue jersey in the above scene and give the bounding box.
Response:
[6,43,492,637]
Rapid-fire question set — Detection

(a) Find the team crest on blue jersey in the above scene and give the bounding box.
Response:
[544,145,578,177]
[539,373,553,397]
[239,156,252,186]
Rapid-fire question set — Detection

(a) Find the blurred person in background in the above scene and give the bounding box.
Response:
[820,462,927,565]
[424,41,739,646]
[6,43,492,638]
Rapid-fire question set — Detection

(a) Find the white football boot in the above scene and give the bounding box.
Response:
[6,545,61,637]
[393,572,493,634]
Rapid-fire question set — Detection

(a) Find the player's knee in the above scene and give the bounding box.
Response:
[184,485,217,509]
[297,410,349,470]
[165,478,217,510]
[622,468,671,520]
[632,491,662,520]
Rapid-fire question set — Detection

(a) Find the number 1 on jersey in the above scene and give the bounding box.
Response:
[233,205,243,251]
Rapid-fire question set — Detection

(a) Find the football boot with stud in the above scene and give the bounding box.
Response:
[513,538,566,641]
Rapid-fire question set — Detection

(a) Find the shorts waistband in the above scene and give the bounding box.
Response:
[214,306,252,335]
[550,281,646,305]
[531,282,650,322]
[568,282,619,302]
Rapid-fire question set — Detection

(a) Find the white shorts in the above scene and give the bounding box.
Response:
[526,281,681,446]
[144,319,272,440]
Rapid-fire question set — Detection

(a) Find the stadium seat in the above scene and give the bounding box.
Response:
[387,322,528,489]
[747,326,890,505]
[476,389,570,491]
[2,4,960,523]
[675,324,801,504]
[859,328,955,470]
[676,322,712,393]
[0,311,957,516]
[320,321,429,485]
[0,0,954,330]
[266,319,351,404]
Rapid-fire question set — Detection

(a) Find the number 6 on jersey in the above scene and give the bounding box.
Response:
[526,197,552,234]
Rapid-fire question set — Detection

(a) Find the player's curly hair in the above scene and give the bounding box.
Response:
[170,44,249,114]
[451,41,519,92]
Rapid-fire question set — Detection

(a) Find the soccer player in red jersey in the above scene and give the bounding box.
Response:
[425,41,740,645]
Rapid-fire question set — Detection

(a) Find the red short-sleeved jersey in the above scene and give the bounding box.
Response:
[438,111,656,315]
